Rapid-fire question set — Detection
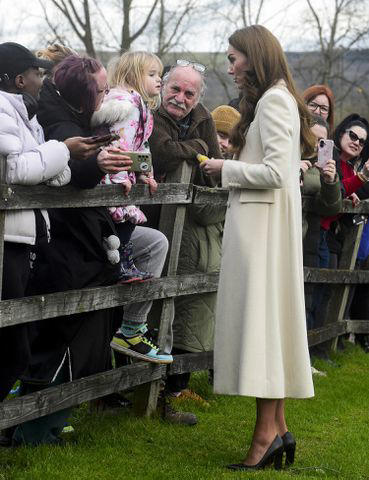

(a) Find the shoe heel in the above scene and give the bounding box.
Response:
[285,444,296,466]
[274,449,284,470]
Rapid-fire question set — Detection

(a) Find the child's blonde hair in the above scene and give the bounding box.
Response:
[108,51,163,110]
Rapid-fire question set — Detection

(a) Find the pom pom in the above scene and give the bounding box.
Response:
[103,235,120,251]
[107,249,120,264]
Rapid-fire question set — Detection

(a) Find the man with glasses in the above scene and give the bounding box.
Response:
[147,60,223,425]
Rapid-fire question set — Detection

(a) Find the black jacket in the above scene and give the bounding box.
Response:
[22,80,119,384]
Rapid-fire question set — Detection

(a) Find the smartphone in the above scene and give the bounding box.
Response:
[122,151,152,173]
[317,139,334,168]
[90,133,120,144]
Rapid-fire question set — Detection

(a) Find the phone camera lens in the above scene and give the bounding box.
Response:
[319,140,325,148]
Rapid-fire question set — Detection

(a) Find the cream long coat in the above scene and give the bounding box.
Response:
[214,81,314,399]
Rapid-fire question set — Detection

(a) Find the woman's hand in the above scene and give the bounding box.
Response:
[97,147,133,174]
[319,158,336,184]
[64,136,110,160]
[348,192,360,207]
[138,174,158,195]
[300,160,312,174]
[200,158,224,176]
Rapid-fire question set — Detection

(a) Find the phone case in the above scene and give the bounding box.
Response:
[124,152,152,173]
[317,139,334,168]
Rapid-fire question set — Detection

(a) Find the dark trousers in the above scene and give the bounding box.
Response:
[0,243,31,401]
[166,348,191,393]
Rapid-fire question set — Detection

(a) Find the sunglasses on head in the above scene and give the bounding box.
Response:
[346,129,366,147]
[176,59,206,73]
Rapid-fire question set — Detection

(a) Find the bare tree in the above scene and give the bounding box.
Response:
[37,0,159,57]
[155,0,196,57]
[293,0,369,118]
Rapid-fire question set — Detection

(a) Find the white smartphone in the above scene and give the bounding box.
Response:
[317,139,334,168]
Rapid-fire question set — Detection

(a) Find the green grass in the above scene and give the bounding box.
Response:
[2,343,369,480]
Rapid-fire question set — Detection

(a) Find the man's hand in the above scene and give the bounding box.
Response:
[97,147,133,174]
[138,174,158,195]
[200,158,224,177]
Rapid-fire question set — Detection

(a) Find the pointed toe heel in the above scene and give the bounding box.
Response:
[282,431,296,466]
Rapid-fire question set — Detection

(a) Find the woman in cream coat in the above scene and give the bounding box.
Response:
[201,26,315,471]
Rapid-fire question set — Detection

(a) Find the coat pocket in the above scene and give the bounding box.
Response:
[239,189,275,204]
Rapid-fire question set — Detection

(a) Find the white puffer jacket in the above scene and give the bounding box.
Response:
[0,91,71,244]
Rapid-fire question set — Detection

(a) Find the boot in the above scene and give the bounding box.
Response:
[117,241,154,284]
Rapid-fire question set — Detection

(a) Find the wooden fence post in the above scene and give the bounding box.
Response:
[324,220,364,349]
[133,162,193,416]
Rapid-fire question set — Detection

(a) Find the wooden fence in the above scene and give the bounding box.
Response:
[1,159,369,431]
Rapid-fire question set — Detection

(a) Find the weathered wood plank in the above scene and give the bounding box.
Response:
[0,363,165,430]
[325,223,364,328]
[0,273,220,328]
[192,186,229,206]
[302,195,369,214]
[0,183,192,209]
[168,352,213,375]
[308,322,347,347]
[304,267,369,284]
[345,319,369,334]
[134,162,193,416]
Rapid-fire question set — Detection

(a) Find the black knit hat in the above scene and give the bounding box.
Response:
[0,42,53,79]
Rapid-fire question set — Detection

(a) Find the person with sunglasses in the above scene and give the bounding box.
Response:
[309,114,369,362]
[147,59,223,425]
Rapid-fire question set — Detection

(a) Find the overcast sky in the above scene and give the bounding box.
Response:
[0,0,365,53]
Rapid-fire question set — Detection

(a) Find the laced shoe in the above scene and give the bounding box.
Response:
[110,331,173,364]
[157,394,197,426]
[117,241,154,284]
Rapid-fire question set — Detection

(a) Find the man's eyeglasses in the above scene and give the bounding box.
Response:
[307,101,329,115]
[176,59,206,73]
[346,129,367,147]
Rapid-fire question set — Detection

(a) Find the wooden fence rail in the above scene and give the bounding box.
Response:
[1,159,369,429]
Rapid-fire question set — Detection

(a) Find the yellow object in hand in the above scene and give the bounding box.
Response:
[197,154,209,163]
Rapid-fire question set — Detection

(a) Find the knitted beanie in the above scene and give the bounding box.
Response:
[211,105,241,136]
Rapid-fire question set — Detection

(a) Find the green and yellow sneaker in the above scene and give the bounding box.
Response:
[110,332,173,364]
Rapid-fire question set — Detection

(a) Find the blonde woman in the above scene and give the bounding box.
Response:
[92,51,172,364]
[200,26,315,470]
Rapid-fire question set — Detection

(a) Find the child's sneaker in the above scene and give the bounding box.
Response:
[117,241,154,283]
[110,332,173,364]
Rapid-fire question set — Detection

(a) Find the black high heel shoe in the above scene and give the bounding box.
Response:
[282,431,296,466]
[227,434,284,471]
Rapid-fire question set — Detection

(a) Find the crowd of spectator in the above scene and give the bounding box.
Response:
[0,38,369,447]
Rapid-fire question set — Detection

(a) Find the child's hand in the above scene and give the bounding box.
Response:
[121,180,132,197]
[138,174,158,195]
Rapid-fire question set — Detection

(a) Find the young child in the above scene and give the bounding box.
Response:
[92,51,162,284]
[92,51,173,364]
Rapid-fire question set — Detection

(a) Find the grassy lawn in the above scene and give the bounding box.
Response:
[1,343,369,480]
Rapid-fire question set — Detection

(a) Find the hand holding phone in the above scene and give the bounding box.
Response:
[87,133,120,145]
[317,139,334,168]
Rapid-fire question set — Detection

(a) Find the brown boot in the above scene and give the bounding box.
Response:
[157,394,197,426]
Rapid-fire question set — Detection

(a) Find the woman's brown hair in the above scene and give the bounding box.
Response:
[303,84,335,132]
[229,25,315,158]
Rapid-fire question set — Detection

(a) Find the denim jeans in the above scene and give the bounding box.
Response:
[121,226,172,347]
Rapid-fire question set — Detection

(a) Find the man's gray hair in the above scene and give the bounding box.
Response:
[162,65,206,100]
